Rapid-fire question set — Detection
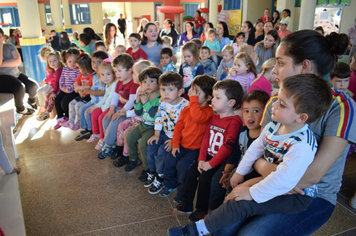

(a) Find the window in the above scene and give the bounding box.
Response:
[182,3,199,17]
[316,0,350,6]
[70,3,91,25]
[0,6,20,27]
[224,0,241,10]
[44,4,53,26]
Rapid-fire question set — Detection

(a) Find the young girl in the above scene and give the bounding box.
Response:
[62,53,94,130]
[179,42,204,93]
[254,30,279,72]
[226,52,258,95]
[232,32,247,55]
[248,58,276,96]
[216,45,235,81]
[37,51,65,121]
[104,23,124,56]
[54,48,80,130]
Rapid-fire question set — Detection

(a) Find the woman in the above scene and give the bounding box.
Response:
[193,10,206,37]
[160,19,179,54]
[241,21,255,46]
[83,27,102,53]
[263,21,274,35]
[272,10,280,29]
[8,29,22,61]
[137,18,149,38]
[254,30,279,71]
[201,22,214,44]
[179,22,199,47]
[211,30,352,236]
[254,19,265,44]
[213,21,231,60]
[59,31,71,51]
[0,28,38,115]
[141,22,168,67]
[104,23,124,55]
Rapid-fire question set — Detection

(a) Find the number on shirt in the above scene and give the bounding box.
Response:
[208,130,224,154]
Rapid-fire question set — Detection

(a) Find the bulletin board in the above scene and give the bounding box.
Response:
[217,10,242,36]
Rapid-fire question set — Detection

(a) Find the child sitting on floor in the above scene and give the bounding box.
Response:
[159,48,177,73]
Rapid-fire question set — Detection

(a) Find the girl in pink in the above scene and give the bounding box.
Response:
[248,58,276,96]
[226,52,258,95]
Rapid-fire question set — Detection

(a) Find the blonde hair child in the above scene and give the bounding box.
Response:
[112,44,127,58]
[216,45,235,80]
[248,58,276,96]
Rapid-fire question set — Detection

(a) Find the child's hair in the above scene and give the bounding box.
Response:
[133,60,154,73]
[159,71,183,90]
[161,35,172,46]
[213,80,244,109]
[191,38,202,50]
[95,40,106,50]
[61,47,80,64]
[260,58,276,75]
[201,46,210,54]
[239,44,258,64]
[112,53,134,70]
[46,51,65,72]
[207,28,217,37]
[99,60,116,82]
[40,45,54,61]
[235,52,258,77]
[92,50,109,60]
[73,31,79,40]
[79,33,91,46]
[139,66,162,83]
[242,90,270,108]
[330,62,351,79]
[281,74,333,123]
[129,33,141,41]
[233,32,245,43]
[60,31,69,45]
[160,48,173,57]
[77,52,94,74]
[116,45,127,52]
[50,29,56,33]
[191,75,216,103]
[222,45,234,55]
[182,42,200,66]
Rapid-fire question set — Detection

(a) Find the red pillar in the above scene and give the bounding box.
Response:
[163,0,180,20]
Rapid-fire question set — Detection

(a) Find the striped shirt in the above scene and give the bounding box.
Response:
[59,67,80,93]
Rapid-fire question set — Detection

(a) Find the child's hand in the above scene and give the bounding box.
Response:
[78,90,85,98]
[62,87,69,93]
[198,161,205,174]
[164,139,173,152]
[188,86,199,97]
[147,135,159,145]
[49,94,56,100]
[230,172,244,188]
[111,112,123,121]
[219,170,232,189]
[11,166,21,175]
[104,110,115,120]
[225,185,252,202]
[229,68,237,77]
[86,106,97,114]
[172,147,180,157]
[83,89,91,94]
[40,80,46,86]
[202,161,212,171]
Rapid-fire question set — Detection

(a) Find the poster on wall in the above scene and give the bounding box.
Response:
[314,7,343,34]
[229,10,242,36]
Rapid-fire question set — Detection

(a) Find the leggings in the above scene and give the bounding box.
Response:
[91,108,109,138]
[37,84,52,105]
[54,91,78,118]
[44,91,56,113]
[0,73,39,112]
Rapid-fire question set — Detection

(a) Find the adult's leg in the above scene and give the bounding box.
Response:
[0,74,26,112]
[17,73,39,104]
[61,92,78,118]
[37,85,52,105]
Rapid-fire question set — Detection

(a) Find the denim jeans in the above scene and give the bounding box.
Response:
[196,27,203,37]
[146,132,170,174]
[80,102,95,129]
[102,107,126,145]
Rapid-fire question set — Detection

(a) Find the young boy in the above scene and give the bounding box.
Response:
[200,46,216,77]
[145,72,189,194]
[168,74,333,236]
[329,62,353,98]
[118,67,161,179]
[161,75,216,202]
[174,80,243,221]
[159,48,177,73]
[216,45,234,80]
[202,29,220,67]
[77,33,92,55]
[95,40,107,52]
[126,33,147,62]
[112,45,127,58]
[75,51,108,141]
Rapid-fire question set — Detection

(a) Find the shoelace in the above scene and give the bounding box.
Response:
[152,178,161,188]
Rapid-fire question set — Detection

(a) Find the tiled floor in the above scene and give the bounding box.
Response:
[14,115,356,236]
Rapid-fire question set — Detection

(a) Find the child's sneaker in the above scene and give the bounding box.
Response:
[160,187,177,197]
[75,130,92,141]
[174,202,193,214]
[189,210,207,222]
[69,123,80,131]
[144,172,156,187]
[124,159,142,172]
[167,223,199,236]
[113,155,129,167]
[110,146,124,160]
[173,197,181,204]
[37,112,49,121]
[148,176,164,194]
[138,169,148,182]
[98,144,115,159]
[95,139,104,150]
[87,134,100,143]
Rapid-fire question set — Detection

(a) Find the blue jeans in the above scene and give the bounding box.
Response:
[102,107,126,145]
[210,55,219,67]
[146,132,170,174]
[80,102,94,129]
[211,197,335,236]
[196,27,203,37]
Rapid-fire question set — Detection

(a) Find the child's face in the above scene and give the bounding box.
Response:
[233,58,249,75]
[51,32,56,36]
[116,47,126,55]
[91,57,103,72]
[67,55,78,69]
[160,53,172,66]
[144,25,158,42]
[208,33,216,42]
[160,85,183,105]
[200,49,210,61]
[271,89,300,125]
[211,89,232,113]
[183,50,194,65]
[222,51,234,62]
[114,65,132,82]
[48,55,59,70]
[100,67,115,84]
[330,77,350,91]
[189,85,210,107]
[96,46,107,52]
[132,66,140,84]
[242,100,264,131]
[237,35,244,45]
[129,37,140,48]
[142,77,159,93]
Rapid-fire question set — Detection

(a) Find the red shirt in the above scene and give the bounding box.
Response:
[278,30,292,40]
[193,16,206,28]
[126,47,147,62]
[114,79,139,108]
[260,16,271,24]
[75,73,93,96]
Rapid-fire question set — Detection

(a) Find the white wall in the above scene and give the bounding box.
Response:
[339,0,356,34]
[242,0,272,24]
[130,2,154,33]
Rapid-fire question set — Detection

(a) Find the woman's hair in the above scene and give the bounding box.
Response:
[141,22,164,45]
[133,60,154,74]
[98,60,116,83]
[73,31,79,40]
[282,30,348,76]
[77,52,94,74]
[165,19,175,30]
[60,31,69,46]
[61,47,80,63]
[260,58,276,75]
[255,19,264,28]
[255,29,279,64]
[185,22,197,36]
[138,18,149,33]
[40,45,54,61]
[314,26,324,36]
[104,23,117,48]
[206,22,214,30]
[218,21,230,38]
[273,10,280,20]
[235,52,258,78]
[196,10,202,17]
[182,42,201,66]
[244,21,255,37]
[9,28,15,37]
[46,51,65,72]
[83,27,102,40]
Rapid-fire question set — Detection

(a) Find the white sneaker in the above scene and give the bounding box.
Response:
[350,191,356,209]
[87,134,100,143]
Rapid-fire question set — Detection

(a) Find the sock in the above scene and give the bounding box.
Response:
[195,220,209,236]
[123,152,129,156]
[158,173,164,178]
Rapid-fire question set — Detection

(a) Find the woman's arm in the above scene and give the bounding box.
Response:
[0,48,21,68]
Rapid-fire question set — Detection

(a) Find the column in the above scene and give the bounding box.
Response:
[276,0,295,31]
[17,0,46,83]
[50,0,63,35]
[209,0,218,26]
[62,0,72,33]
[298,0,316,30]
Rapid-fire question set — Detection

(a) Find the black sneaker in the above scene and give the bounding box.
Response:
[189,210,207,223]
[111,146,123,160]
[75,130,92,141]
[174,202,193,214]
[124,160,142,172]
[148,176,164,194]
[144,172,156,187]
[113,155,129,168]
[138,169,149,182]
[167,223,199,236]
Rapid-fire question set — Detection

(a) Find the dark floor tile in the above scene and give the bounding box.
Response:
[334,227,356,236]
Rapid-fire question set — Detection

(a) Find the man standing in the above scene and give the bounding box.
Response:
[118,13,126,39]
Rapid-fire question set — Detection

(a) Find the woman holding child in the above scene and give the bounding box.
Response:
[160,19,179,54]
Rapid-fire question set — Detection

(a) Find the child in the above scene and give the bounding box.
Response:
[216,45,234,80]
[168,74,333,236]
[120,67,161,176]
[37,51,65,121]
[202,29,220,66]
[54,48,80,130]
[74,33,92,55]
[94,40,108,52]
[179,42,204,93]
[48,30,59,51]
[200,46,216,77]
[248,58,276,96]
[161,35,173,47]
[191,38,202,51]
[159,48,177,73]
[174,80,243,221]
[112,45,126,58]
[75,51,107,141]
[145,71,190,194]
[62,53,94,130]
[232,32,247,55]
[126,33,147,62]
[226,52,258,95]
[329,62,353,98]
[98,53,138,158]
[161,75,216,202]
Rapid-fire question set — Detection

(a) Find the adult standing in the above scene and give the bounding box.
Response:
[103,13,111,26]
[179,22,199,47]
[254,30,279,71]
[282,9,291,31]
[117,13,126,39]
[193,10,206,37]
[200,22,214,44]
[160,19,179,54]
[104,23,125,55]
[241,21,255,46]
[83,27,102,53]
[277,19,291,40]
[260,8,271,24]
[0,28,38,115]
